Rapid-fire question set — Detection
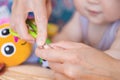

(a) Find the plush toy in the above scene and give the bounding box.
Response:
[0,18,58,69]
[0,19,32,67]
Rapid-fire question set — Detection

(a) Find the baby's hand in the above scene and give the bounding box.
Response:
[36,41,115,80]
[10,0,52,47]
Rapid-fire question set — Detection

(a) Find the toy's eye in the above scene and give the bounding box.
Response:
[0,28,10,38]
[2,29,9,35]
[1,43,16,57]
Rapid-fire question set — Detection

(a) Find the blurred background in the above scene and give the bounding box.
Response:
[0,0,75,29]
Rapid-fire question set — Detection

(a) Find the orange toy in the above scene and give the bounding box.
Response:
[0,19,32,67]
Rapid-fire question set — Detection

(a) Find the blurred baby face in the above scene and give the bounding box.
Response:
[74,0,120,24]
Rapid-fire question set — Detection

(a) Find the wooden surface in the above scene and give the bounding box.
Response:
[0,64,55,80]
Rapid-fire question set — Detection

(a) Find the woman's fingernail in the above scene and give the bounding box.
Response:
[44,44,50,49]
[38,46,44,49]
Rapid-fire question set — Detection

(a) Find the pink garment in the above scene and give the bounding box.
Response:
[80,16,120,51]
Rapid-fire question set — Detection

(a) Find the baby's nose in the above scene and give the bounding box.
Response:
[14,36,19,42]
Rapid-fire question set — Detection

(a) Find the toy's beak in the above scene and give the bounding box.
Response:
[14,36,19,42]
[0,63,6,75]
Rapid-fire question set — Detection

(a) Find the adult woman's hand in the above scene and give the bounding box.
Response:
[10,0,52,47]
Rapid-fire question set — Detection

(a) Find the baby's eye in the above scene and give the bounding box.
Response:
[0,28,10,38]
[1,43,16,57]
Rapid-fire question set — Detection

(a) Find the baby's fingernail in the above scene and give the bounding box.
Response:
[37,38,45,47]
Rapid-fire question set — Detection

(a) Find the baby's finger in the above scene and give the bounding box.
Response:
[34,3,48,47]
[10,13,17,31]
[49,41,82,49]
[35,48,74,63]
[10,12,35,43]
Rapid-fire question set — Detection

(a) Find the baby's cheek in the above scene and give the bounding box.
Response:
[102,3,120,21]
[74,0,82,9]
[104,12,120,22]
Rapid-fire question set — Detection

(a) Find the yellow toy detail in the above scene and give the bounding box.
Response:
[48,23,58,38]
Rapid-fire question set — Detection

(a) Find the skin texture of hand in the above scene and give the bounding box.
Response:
[10,0,52,47]
[36,41,120,80]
